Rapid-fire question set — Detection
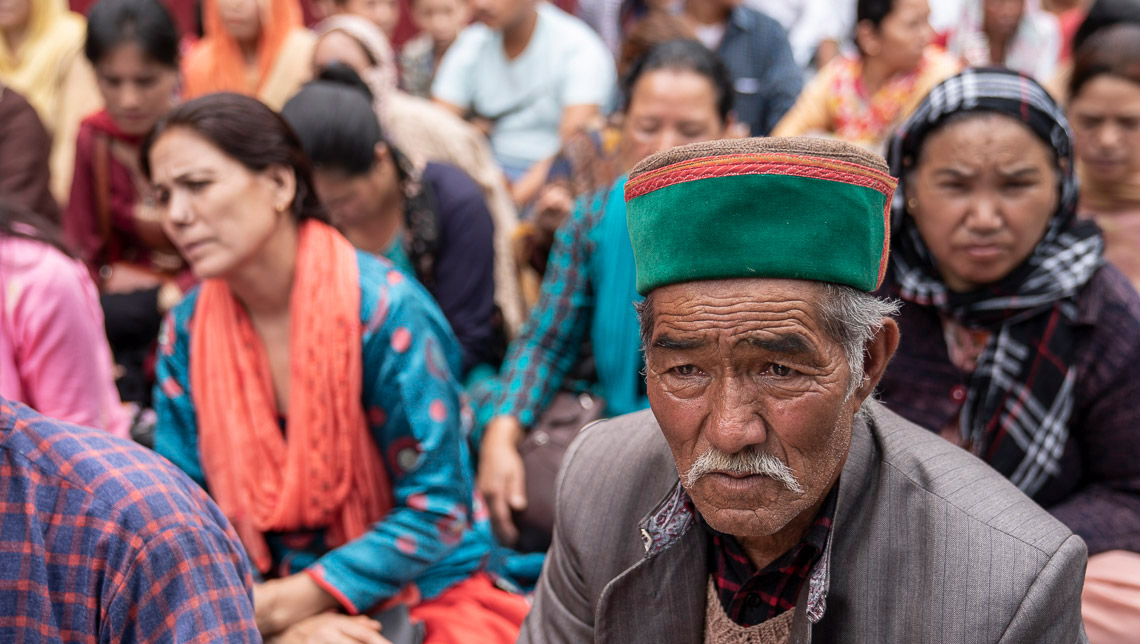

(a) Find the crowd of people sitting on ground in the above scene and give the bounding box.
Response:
[2,0,1140,641]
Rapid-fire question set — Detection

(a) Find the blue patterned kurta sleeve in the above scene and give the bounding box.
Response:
[154,253,488,614]
[494,199,598,427]
[307,261,477,612]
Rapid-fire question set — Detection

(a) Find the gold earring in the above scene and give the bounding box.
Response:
[276,202,287,213]
[907,198,919,211]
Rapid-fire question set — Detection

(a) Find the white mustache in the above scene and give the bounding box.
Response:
[683,447,804,494]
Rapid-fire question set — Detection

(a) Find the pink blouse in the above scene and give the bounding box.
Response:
[0,235,129,437]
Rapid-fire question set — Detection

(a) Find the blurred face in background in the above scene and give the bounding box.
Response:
[857,0,933,75]
[471,0,531,31]
[343,0,400,38]
[983,0,1024,43]
[411,0,471,46]
[620,67,727,171]
[217,0,261,43]
[0,0,29,32]
[1070,75,1140,187]
[95,42,179,136]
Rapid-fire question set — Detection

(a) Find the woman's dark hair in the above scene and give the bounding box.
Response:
[1070,23,1140,98]
[1072,0,1140,56]
[85,0,180,68]
[621,38,734,123]
[857,0,894,29]
[0,198,73,258]
[280,65,384,177]
[140,92,325,222]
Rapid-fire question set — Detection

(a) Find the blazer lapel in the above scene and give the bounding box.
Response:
[595,524,708,644]
[595,482,708,644]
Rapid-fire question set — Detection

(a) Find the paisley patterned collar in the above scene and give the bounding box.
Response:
[638,480,834,624]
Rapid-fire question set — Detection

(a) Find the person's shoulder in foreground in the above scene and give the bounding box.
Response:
[0,398,259,643]
[524,404,1087,643]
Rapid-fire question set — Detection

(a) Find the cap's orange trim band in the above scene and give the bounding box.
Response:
[625,153,897,201]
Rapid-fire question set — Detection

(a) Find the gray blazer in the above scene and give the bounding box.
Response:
[519,402,1089,643]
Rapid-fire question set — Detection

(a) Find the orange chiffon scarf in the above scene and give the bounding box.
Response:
[190,219,391,573]
[183,0,304,99]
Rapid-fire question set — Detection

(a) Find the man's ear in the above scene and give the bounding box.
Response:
[853,317,900,404]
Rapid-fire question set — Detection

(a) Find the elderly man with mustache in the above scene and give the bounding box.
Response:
[518,136,1089,643]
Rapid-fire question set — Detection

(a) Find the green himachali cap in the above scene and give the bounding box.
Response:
[624,137,898,295]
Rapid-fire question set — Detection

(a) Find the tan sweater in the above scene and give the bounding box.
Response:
[704,577,793,644]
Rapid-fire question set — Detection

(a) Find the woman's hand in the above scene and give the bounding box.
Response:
[266,614,390,644]
[477,416,528,546]
[254,573,341,636]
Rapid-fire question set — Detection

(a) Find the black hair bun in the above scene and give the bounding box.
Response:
[315,63,375,103]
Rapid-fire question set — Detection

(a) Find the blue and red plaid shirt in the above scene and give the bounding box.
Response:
[707,486,837,626]
[0,398,259,643]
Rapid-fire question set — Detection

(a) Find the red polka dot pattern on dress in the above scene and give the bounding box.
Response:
[396,535,417,554]
[429,400,447,423]
[368,406,387,427]
[391,327,412,353]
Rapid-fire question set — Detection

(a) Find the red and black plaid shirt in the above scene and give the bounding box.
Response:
[706,487,838,626]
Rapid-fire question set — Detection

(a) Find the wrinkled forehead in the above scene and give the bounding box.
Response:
[646,278,834,349]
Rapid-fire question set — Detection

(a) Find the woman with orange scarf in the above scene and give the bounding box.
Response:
[147,93,528,643]
[182,0,315,109]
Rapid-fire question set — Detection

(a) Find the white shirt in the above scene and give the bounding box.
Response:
[432,2,616,170]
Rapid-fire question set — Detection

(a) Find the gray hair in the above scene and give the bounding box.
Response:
[635,282,900,397]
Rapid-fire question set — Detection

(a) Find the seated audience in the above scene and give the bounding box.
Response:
[476,40,733,554]
[880,67,1140,643]
[679,0,802,135]
[400,0,470,97]
[772,0,959,154]
[328,0,402,37]
[0,198,128,437]
[0,397,258,641]
[0,0,101,204]
[182,0,314,109]
[146,93,528,642]
[1068,25,1140,293]
[311,14,525,332]
[283,73,505,378]
[66,0,187,408]
[520,136,1088,642]
[431,0,615,205]
[0,85,57,220]
[941,0,1062,81]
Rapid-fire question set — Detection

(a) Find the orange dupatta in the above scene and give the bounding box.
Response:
[190,220,391,573]
[182,0,309,106]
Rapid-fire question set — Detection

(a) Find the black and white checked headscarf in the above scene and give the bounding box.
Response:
[884,68,1104,499]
